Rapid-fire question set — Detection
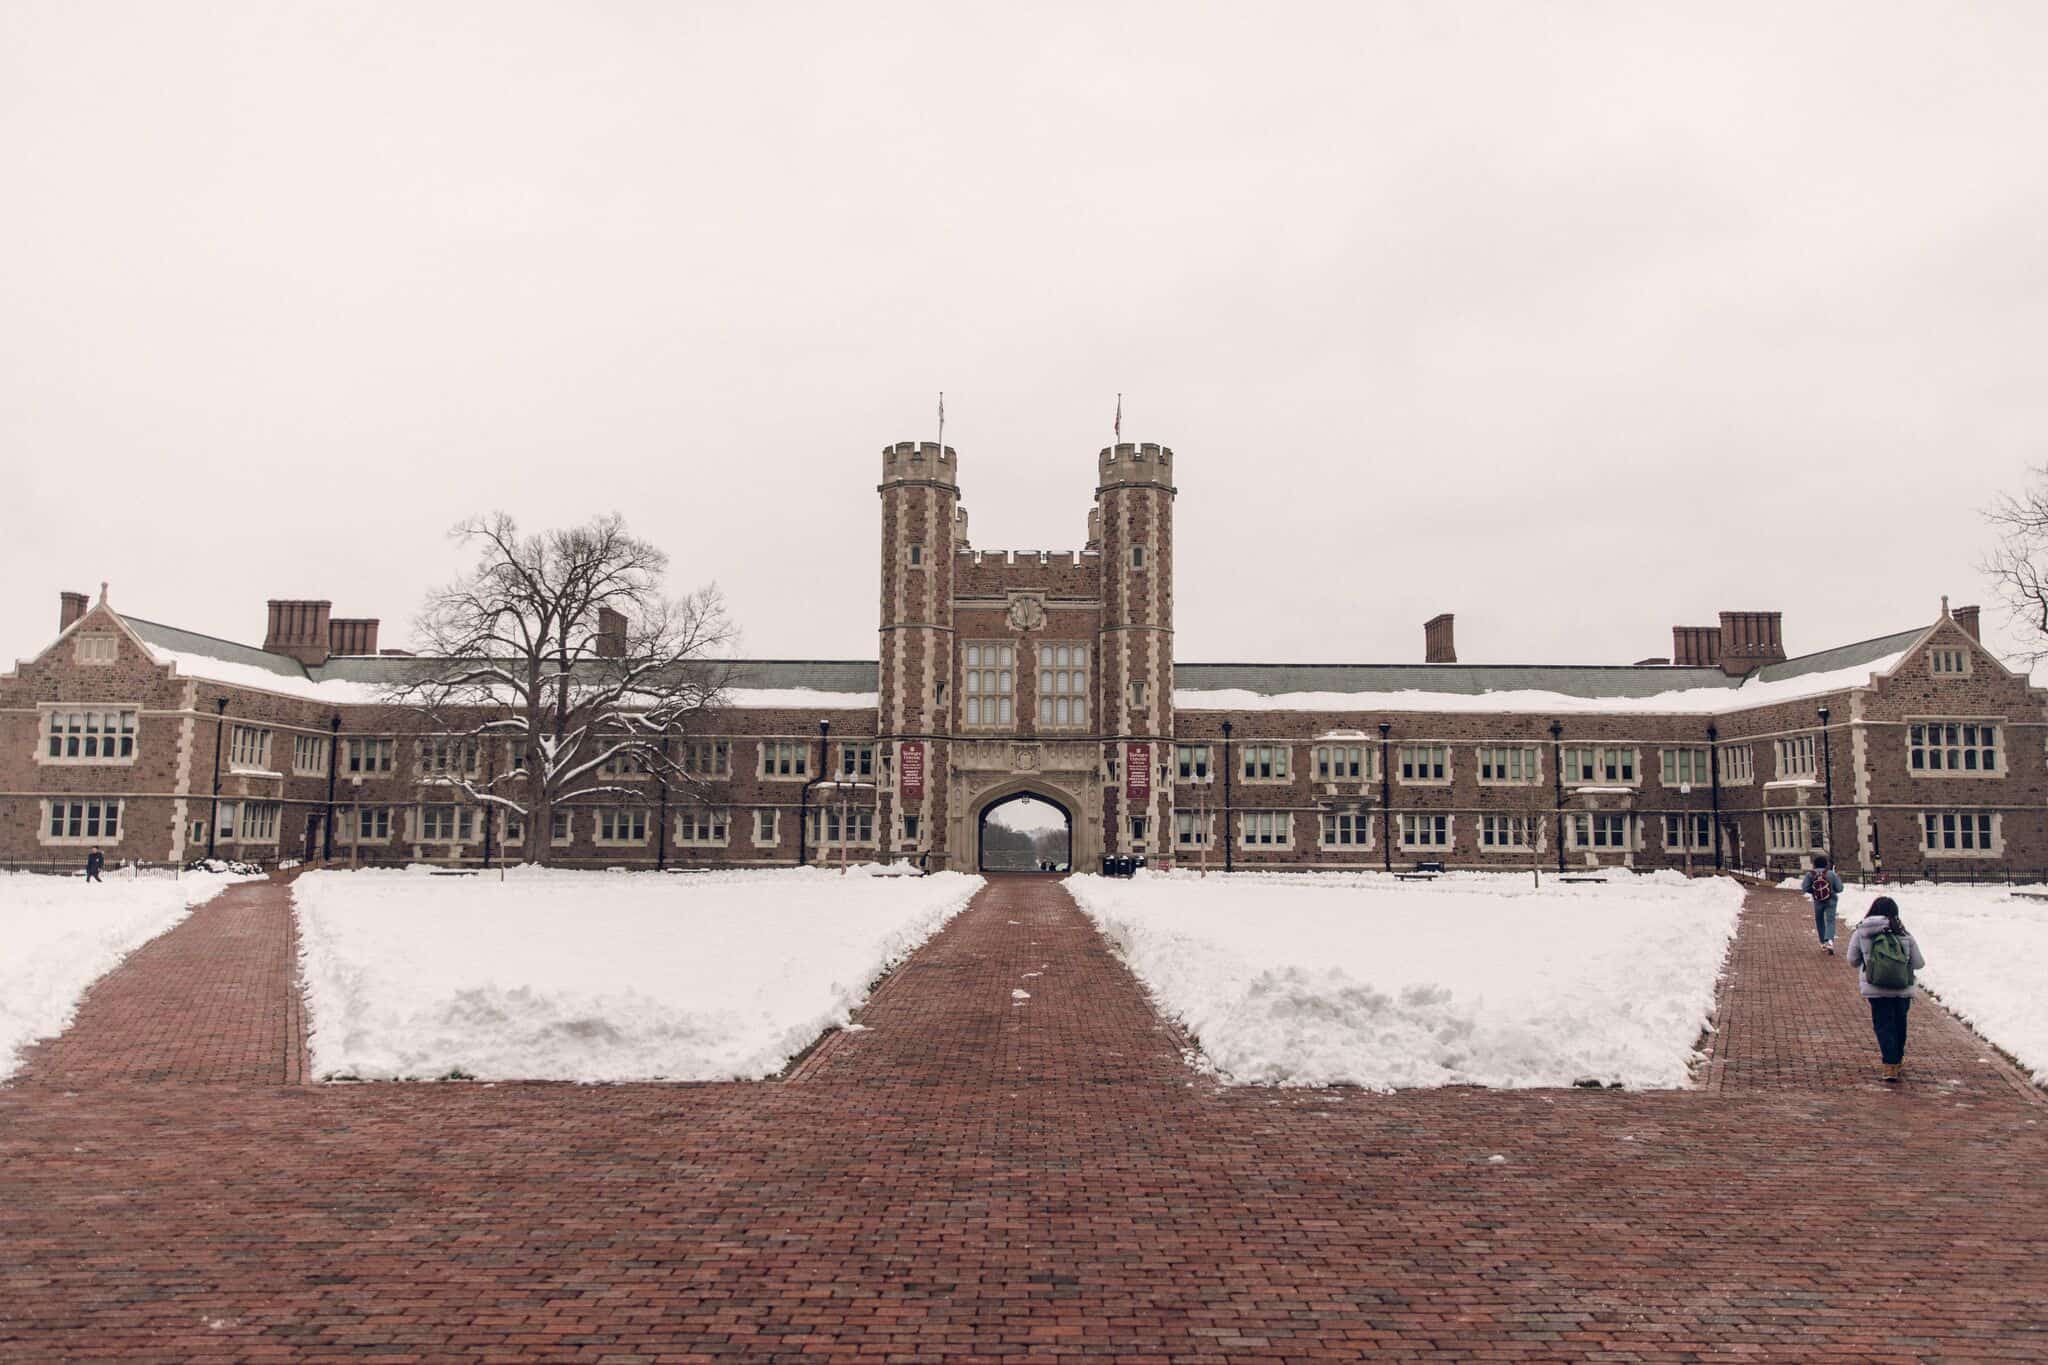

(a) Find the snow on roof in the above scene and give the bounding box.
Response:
[724,688,878,711]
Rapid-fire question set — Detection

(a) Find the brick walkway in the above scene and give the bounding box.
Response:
[11,877,306,1087]
[3,875,2047,1360]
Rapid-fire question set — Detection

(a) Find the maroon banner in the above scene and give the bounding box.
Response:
[899,741,925,800]
[1125,742,1151,800]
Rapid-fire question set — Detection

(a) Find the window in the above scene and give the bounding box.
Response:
[597,748,647,779]
[963,643,1015,726]
[1176,812,1210,847]
[239,802,281,843]
[1569,813,1631,850]
[1128,680,1148,709]
[229,725,273,771]
[1313,746,1367,781]
[346,738,394,774]
[1240,745,1290,781]
[1036,644,1090,727]
[1720,744,1754,785]
[839,742,875,778]
[551,810,573,844]
[75,634,118,664]
[760,740,811,778]
[1921,810,1996,855]
[1400,813,1451,849]
[1177,744,1212,781]
[350,807,392,842]
[43,709,137,762]
[676,808,728,845]
[753,810,778,845]
[1131,544,1147,568]
[1319,810,1373,847]
[680,740,731,777]
[1774,735,1817,779]
[817,806,875,846]
[908,544,924,566]
[1477,746,1538,784]
[1561,746,1636,784]
[43,799,121,843]
[293,734,329,776]
[1397,745,1448,783]
[420,737,480,778]
[501,809,524,844]
[1479,814,1535,850]
[420,804,477,842]
[1129,816,1148,844]
[1662,749,1712,789]
[1930,648,1970,676]
[902,813,920,840]
[1765,812,1818,853]
[216,802,237,841]
[1908,722,1999,774]
[1662,813,1713,851]
[1240,811,1290,846]
[595,806,648,844]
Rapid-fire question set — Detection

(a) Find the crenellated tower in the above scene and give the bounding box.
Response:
[1094,442,1177,855]
[877,441,961,862]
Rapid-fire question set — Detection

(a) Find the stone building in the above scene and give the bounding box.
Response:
[3,439,2038,878]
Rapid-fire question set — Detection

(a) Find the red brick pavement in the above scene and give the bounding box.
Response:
[3,874,2047,1361]
[11,876,306,1087]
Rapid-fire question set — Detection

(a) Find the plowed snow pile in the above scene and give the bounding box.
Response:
[0,868,254,1079]
[293,864,982,1081]
[1069,870,1742,1089]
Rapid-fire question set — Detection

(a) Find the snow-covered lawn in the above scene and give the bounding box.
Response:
[1069,869,1744,1089]
[292,864,983,1082]
[1835,884,2048,1085]
[0,868,252,1080]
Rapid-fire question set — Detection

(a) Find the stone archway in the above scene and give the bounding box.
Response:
[978,789,1074,873]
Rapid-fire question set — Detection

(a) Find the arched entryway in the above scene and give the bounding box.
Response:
[978,791,1073,873]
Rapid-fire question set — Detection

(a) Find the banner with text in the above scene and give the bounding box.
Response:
[899,741,925,800]
[1125,742,1151,801]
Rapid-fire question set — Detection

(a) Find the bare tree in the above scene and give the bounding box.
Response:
[1986,467,2048,662]
[387,513,736,863]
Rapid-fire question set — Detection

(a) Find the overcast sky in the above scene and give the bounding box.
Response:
[4,2,2044,671]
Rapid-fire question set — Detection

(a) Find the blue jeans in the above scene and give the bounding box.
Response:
[1869,997,1911,1064]
[1814,898,1837,945]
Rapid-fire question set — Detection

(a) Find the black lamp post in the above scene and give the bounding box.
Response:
[1549,720,1566,874]
[1220,720,1234,873]
[1706,722,1723,871]
[1378,721,1393,872]
[1817,705,1836,862]
[798,718,829,866]
[206,697,228,860]
[323,714,341,860]
[656,745,670,873]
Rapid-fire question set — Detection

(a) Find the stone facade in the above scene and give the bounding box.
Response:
[3,443,2042,878]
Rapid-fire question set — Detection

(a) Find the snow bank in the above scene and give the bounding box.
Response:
[292,864,982,1081]
[0,868,253,1079]
[1836,885,2048,1085]
[1069,869,1743,1089]
[1174,652,1908,716]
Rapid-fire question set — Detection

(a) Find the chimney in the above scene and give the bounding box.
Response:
[1716,610,1786,675]
[265,599,333,667]
[59,590,88,633]
[327,618,380,656]
[1424,613,1456,664]
[595,606,628,659]
[1672,626,1720,668]
[1952,603,1981,642]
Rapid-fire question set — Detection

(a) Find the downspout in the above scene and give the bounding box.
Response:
[1220,720,1234,873]
[323,714,341,860]
[1550,720,1565,874]
[1707,722,1723,871]
[207,697,228,860]
[1378,721,1392,872]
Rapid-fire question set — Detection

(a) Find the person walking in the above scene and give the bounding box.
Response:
[1845,894,1926,1083]
[84,847,104,883]
[1803,853,1843,952]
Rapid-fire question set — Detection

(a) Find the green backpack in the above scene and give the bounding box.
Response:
[1865,930,1915,990]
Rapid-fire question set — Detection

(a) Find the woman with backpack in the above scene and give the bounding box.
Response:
[1844,895,1926,1083]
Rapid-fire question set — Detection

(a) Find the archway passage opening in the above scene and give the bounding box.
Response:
[979,793,1073,874]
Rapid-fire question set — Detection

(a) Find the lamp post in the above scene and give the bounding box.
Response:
[206,697,228,860]
[1817,705,1836,864]
[1220,720,1234,873]
[799,718,830,867]
[1378,721,1393,873]
[1549,720,1566,874]
[323,714,341,861]
[1706,722,1724,872]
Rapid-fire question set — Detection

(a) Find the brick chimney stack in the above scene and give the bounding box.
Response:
[1672,625,1720,668]
[1424,613,1457,664]
[265,600,334,667]
[59,590,88,633]
[327,618,381,655]
[595,607,628,659]
[1716,610,1786,675]
[1952,604,1981,641]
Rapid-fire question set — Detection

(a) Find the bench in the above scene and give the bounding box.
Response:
[1395,872,1439,882]
[2011,889,2048,901]
[429,870,478,877]
[1558,875,1606,884]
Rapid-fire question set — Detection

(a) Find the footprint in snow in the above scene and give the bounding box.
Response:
[1011,989,1031,1001]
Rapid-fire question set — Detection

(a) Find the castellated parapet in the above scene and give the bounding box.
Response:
[881,440,958,487]
[1096,442,1175,491]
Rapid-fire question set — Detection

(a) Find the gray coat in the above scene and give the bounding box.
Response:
[1844,914,1926,999]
